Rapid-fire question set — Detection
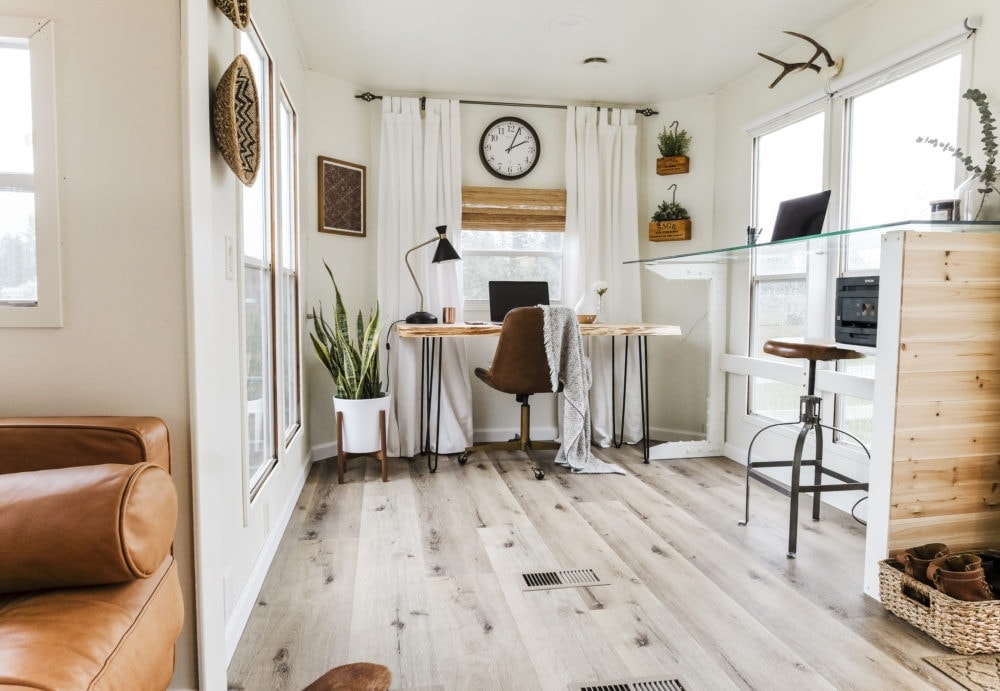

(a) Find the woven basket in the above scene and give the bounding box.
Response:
[214,0,249,29]
[879,559,1000,654]
[212,54,260,187]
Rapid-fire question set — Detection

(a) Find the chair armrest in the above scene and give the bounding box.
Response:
[0,416,170,475]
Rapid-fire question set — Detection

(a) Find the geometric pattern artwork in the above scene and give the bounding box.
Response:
[213,54,261,187]
[214,0,249,29]
[318,157,366,237]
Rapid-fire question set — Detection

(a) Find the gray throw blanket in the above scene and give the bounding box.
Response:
[541,306,625,475]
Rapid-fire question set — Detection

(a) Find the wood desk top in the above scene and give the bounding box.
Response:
[396,322,682,338]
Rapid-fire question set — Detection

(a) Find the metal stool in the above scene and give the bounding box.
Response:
[739,338,870,557]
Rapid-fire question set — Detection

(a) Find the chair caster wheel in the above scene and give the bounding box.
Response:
[533,468,545,480]
[458,453,469,465]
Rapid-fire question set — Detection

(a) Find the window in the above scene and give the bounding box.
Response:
[460,186,565,302]
[275,83,300,444]
[239,23,301,498]
[0,18,61,327]
[750,111,825,420]
[747,44,967,450]
[242,24,276,494]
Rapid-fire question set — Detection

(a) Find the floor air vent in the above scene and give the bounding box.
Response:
[569,676,687,691]
[520,568,608,591]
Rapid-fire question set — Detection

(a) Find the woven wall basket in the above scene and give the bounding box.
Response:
[214,0,249,30]
[213,54,260,187]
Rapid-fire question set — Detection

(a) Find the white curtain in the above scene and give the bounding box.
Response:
[564,107,644,446]
[377,97,472,456]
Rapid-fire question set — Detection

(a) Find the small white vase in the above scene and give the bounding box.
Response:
[956,175,1000,221]
[333,394,390,453]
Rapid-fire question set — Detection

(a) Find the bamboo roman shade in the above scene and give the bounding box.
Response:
[461,186,566,231]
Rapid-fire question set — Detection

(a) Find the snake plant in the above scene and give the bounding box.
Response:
[308,261,383,399]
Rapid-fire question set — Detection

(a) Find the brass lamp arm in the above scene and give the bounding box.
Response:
[404,236,438,312]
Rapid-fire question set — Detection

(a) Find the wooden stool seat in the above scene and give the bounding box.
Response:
[740,336,870,557]
[304,662,391,691]
[763,337,865,362]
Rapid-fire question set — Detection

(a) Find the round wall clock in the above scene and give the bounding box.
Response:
[479,116,540,180]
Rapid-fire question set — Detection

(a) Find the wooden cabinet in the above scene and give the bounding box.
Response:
[865,229,1000,597]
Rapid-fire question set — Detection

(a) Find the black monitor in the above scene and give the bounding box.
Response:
[770,190,832,242]
[488,281,550,323]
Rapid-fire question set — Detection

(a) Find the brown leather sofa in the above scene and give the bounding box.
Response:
[0,417,184,690]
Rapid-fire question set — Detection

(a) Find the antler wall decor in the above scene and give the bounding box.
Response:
[758,31,843,88]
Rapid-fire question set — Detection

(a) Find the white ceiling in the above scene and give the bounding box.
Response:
[284,0,873,106]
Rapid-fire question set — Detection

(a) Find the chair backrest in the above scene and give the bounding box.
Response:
[483,307,553,395]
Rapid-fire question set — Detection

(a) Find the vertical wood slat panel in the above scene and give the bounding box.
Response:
[888,231,1000,551]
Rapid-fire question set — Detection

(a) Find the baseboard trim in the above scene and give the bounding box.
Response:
[224,457,312,663]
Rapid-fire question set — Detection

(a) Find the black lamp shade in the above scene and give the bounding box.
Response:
[432,237,460,263]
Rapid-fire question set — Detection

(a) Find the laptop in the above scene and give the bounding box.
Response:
[770,190,832,242]
[488,280,550,323]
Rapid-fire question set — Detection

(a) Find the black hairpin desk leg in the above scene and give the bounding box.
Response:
[609,335,651,463]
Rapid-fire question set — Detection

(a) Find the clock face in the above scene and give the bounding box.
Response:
[479,116,540,180]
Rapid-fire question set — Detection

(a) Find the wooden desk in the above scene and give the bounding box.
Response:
[397,322,681,470]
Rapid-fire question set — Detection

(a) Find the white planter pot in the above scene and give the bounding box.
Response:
[333,394,390,454]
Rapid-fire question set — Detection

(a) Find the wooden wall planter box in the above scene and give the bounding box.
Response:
[649,219,691,241]
[656,156,689,175]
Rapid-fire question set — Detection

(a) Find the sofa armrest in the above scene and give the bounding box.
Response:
[0,416,170,475]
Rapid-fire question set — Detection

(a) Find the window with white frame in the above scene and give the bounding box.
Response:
[275,82,301,445]
[750,110,825,421]
[241,24,276,495]
[748,44,968,448]
[0,18,61,327]
[460,186,565,303]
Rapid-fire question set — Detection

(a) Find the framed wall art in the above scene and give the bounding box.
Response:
[318,156,366,237]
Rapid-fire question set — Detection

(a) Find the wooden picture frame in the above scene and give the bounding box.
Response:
[318,156,366,237]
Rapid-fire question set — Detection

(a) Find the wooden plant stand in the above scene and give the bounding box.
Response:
[336,409,387,484]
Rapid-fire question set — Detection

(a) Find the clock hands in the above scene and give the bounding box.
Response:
[505,126,522,153]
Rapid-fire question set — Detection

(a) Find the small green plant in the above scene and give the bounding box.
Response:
[917,88,998,197]
[308,261,383,400]
[657,120,691,157]
[651,200,690,221]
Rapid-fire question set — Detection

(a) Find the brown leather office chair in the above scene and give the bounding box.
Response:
[458,306,560,479]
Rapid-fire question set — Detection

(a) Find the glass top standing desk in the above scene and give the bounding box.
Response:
[628,220,1000,599]
[396,321,681,471]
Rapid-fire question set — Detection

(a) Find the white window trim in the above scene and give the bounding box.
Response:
[0,17,62,327]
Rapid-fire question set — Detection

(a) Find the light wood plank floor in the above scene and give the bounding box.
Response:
[228,445,963,690]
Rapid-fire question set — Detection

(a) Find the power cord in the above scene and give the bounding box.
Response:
[383,319,405,393]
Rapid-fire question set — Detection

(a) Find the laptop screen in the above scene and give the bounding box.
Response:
[770,190,832,242]
[488,281,550,323]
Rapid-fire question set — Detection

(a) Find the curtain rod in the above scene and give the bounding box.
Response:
[355,91,659,117]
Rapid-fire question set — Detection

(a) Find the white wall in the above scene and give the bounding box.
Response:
[636,97,717,441]
[0,0,197,686]
[188,0,322,686]
[302,73,376,458]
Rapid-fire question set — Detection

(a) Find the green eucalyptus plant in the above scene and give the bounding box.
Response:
[917,88,998,200]
[651,200,690,221]
[308,261,383,400]
[657,120,691,157]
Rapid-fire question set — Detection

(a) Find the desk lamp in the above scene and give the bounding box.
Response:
[404,225,461,324]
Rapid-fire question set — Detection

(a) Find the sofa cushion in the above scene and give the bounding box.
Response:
[0,557,183,691]
[0,463,177,593]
